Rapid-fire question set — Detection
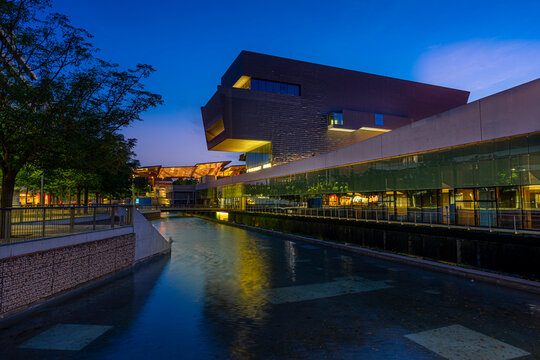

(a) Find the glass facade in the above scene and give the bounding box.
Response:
[246,143,272,171]
[328,112,343,126]
[200,133,540,231]
[250,78,300,96]
[375,113,384,125]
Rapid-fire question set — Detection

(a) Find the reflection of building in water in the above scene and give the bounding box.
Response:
[198,228,271,357]
[284,240,297,283]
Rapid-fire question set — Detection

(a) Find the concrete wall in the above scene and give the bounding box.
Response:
[198,77,540,190]
[133,211,171,264]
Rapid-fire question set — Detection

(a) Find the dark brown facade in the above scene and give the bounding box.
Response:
[201,51,470,168]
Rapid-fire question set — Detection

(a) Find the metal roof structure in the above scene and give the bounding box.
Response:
[135,162,245,179]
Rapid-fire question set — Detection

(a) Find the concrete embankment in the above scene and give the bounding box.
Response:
[0,210,170,321]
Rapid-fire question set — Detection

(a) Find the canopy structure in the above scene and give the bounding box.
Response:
[135,162,245,180]
[134,166,161,178]
[218,165,246,177]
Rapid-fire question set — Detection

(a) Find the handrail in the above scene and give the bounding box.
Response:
[139,204,540,235]
[0,205,134,244]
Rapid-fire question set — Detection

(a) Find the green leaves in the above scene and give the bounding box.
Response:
[0,0,162,206]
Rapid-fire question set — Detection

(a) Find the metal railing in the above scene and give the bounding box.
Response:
[243,205,540,234]
[136,204,219,212]
[0,205,134,244]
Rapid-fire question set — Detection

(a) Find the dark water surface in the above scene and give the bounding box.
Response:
[0,216,539,359]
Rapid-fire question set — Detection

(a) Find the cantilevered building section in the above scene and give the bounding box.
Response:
[201,51,470,172]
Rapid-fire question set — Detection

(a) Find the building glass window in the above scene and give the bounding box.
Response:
[476,187,497,227]
[455,188,475,226]
[375,113,384,125]
[497,186,522,229]
[246,143,272,171]
[328,112,343,126]
[250,78,300,96]
[522,185,540,230]
[213,134,540,232]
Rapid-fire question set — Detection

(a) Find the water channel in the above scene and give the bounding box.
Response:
[1,216,539,359]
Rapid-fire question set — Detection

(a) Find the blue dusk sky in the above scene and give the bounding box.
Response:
[51,0,540,167]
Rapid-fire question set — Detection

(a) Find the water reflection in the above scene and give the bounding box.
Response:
[284,240,297,282]
[1,217,538,359]
[156,218,273,358]
[0,255,170,360]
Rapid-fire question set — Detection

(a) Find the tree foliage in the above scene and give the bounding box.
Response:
[133,176,150,196]
[0,0,163,208]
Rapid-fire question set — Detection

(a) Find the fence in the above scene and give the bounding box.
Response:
[136,204,219,211]
[0,205,134,244]
[134,203,540,233]
[243,205,540,233]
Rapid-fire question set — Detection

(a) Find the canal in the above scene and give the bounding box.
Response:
[1,216,539,359]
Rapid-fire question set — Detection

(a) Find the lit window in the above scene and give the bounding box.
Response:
[375,113,384,125]
[328,112,343,126]
[250,78,300,96]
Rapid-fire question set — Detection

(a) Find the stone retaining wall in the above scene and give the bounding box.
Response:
[0,233,135,317]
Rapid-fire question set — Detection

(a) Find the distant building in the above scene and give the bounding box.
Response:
[135,162,245,205]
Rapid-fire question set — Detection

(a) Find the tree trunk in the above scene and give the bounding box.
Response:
[84,187,89,214]
[76,187,81,206]
[1,167,17,208]
[0,167,18,240]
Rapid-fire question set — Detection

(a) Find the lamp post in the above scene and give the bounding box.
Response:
[40,170,44,206]
[131,174,135,207]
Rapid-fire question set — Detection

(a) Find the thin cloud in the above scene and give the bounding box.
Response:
[414,40,540,101]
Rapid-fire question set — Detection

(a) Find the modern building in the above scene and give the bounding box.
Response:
[201,51,470,171]
[196,52,540,232]
[135,162,245,205]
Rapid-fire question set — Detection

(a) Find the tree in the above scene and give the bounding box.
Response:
[0,0,162,209]
[15,164,42,204]
[134,176,151,196]
[1,0,94,207]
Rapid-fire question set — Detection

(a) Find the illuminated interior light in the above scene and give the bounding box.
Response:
[209,138,271,152]
[262,163,272,169]
[246,166,262,173]
[359,127,391,132]
[233,75,251,89]
[216,211,229,221]
[328,127,355,132]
